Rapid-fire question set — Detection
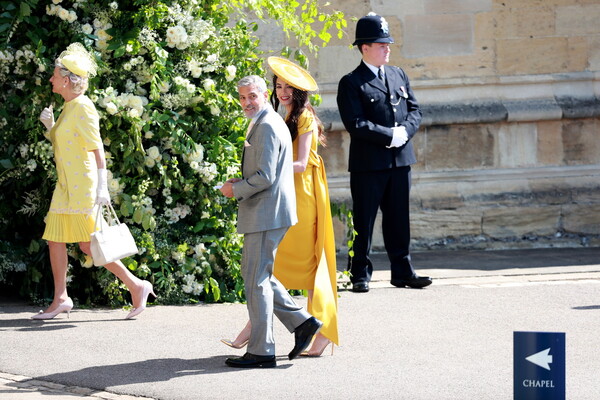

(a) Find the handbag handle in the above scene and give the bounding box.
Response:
[93,203,121,232]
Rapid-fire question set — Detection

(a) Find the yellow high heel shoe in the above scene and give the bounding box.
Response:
[31,298,73,320]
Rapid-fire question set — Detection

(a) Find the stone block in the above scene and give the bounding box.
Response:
[497,123,538,168]
[562,119,600,165]
[402,14,474,58]
[495,7,555,39]
[566,37,590,72]
[562,204,600,234]
[461,177,533,206]
[482,206,561,237]
[589,36,600,71]
[412,181,466,210]
[420,124,495,170]
[556,4,600,35]
[319,129,349,176]
[317,45,361,85]
[424,0,492,14]
[371,0,424,19]
[493,0,575,10]
[421,102,507,126]
[497,37,570,75]
[536,120,564,166]
[412,209,482,238]
[504,99,562,122]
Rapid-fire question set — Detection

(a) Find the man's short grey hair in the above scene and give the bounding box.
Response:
[55,60,89,95]
[237,75,267,93]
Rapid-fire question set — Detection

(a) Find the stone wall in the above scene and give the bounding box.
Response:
[254,0,600,251]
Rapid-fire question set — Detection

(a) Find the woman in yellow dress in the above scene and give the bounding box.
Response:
[32,43,155,320]
[222,57,338,356]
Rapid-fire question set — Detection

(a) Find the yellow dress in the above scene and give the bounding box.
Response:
[42,95,103,243]
[275,109,339,345]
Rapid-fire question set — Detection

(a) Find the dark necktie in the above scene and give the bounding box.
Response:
[378,68,384,82]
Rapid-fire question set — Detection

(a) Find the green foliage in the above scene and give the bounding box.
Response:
[0,0,345,306]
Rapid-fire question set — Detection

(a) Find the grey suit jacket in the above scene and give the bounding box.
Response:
[233,105,297,234]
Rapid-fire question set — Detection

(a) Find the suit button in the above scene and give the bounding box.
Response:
[393,108,397,112]
[370,98,374,102]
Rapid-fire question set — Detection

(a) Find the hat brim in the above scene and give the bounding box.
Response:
[267,56,318,92]
[353,36,395,46]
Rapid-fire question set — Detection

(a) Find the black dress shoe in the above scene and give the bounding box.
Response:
[288,316,323,360]
[225,352,276,368]
[352,282,369,293]
[391,275,432,289]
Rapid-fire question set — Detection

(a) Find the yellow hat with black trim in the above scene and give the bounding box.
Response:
[58,43,97,78]
[267,56,318,92]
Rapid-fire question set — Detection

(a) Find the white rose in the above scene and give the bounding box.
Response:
[105,102,118,115]
[145,157,155,168]
[81,23,93,34]
[58,8,69,20]
[210,104,220,116]
[108,179,120,192]
[128,108,141,118]
[146,146,161,160]
[203,79,215,91]
[225,65,236,81]
[109,2,118,9]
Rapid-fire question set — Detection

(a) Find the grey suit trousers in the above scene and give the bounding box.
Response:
[242,227,311,356]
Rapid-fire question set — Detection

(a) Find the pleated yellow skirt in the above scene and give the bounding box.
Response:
[42,212,97,243]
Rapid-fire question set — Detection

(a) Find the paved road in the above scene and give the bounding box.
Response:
[1,247,599,400]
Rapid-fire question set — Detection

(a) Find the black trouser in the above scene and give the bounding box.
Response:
[349,166,415,283]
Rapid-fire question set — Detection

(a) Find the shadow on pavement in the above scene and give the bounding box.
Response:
[365,247,600,271]
[35,356,291,390]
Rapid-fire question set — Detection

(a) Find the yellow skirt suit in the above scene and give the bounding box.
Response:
[274,109,339,345]
[42,95,103,243]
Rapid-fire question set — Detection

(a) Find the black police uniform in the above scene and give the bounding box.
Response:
[336,14,431,291]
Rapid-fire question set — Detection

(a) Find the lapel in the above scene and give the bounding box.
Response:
[246,107,269,143]
[359,61,388,94]
[242,106,270,172]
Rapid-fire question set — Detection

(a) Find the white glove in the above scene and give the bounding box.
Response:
[96,168,111,205]
[39,105,54,131]
[387,126,409,148]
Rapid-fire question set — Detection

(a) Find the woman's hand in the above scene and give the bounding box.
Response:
[39,105,54,131]
[96,168,110,205]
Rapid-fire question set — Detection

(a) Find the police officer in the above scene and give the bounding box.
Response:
[337,13,432,292]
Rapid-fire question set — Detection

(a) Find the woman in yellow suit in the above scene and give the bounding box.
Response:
[32,43,155,320]
[222,57,338,356]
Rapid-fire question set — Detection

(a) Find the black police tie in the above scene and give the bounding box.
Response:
[378,68,384,82]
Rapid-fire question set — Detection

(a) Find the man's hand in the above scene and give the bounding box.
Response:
[220,178,242,198]
[39,105,54,131]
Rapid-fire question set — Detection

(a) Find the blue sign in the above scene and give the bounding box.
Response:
[514,331,565,400]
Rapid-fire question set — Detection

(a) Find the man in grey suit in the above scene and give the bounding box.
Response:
[220,75,322,368]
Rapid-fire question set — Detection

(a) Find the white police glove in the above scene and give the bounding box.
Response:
[96,168,111,205]
[39,105,54,131]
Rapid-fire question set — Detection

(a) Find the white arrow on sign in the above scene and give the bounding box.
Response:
[526,348,553,370]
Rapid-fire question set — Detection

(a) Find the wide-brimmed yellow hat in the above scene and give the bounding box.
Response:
[58,43,97,78]
[267,56,318,92]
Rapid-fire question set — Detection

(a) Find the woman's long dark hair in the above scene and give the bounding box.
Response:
[270,75,326,146]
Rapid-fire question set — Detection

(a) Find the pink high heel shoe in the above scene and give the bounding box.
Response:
[300,337,334,357]
[31,298,73,320]
[220,339,249,349]
[125,281,156,320]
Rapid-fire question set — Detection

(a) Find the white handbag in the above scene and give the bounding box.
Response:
[90,204,139,266]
